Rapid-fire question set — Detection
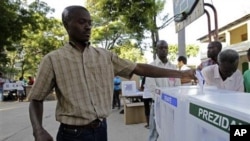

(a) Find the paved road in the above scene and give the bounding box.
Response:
[0,101,148,141]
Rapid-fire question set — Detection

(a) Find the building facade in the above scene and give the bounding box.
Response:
[198,14,250,73]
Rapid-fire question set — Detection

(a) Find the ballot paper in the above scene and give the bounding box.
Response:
[195,70,205,94]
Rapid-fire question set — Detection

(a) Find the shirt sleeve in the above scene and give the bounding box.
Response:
[235,70,244,92]
[144,77,157,100]
[111,52,136,79]
[28,54,56,101]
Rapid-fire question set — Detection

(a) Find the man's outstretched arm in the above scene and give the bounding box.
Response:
[133,63,195,79]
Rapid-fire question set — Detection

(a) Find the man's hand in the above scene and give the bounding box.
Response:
[34,128,53,141]
[181,69,196,80]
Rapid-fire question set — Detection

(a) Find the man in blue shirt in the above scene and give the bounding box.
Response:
[113,76,121,109]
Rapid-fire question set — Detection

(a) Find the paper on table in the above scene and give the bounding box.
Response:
[195,70,205,94]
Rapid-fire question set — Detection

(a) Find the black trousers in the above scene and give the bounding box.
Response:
[57,119,107,141]
[143,98,152,116]
[112,90,121,108]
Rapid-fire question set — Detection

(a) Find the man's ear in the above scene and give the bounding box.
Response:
[63,20,68,29]
[64,22,68,29]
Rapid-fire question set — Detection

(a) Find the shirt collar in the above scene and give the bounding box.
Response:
[213,64,234,81]
[154,56,168,66]
[69,41,90,52]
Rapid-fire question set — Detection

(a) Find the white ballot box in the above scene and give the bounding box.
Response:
[187,92,250,141]
[155,86,250,141]
[121,81,137,96]
[155,86,203,141]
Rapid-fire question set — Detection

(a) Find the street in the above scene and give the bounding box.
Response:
[0,101,148,141]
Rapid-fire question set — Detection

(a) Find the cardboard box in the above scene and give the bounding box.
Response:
[124,102,146,125]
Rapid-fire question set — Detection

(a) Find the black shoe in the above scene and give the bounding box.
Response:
[144,125,149,129]
[119,109,124,114]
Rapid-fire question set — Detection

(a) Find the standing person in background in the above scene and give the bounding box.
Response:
[0,72,5,101]
[28,6,195,141]
[197,41,222,70]
[201,49,244,92]
[141,76,152,129]
[16,77,25,102]
[28,76,34,85]
[112,76,121,109]
[177,56,192,85]
[177,56,190,71]
[145,40,181,141]
[243,48,250,93]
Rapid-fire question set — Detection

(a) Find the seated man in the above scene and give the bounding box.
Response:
[201,49,244,92]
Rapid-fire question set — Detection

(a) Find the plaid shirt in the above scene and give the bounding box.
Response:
[29,43,136,125]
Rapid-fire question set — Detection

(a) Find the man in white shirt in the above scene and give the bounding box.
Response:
[201,49,244,92]
[145,40,181,141]
[16,77,25,102]
[197,41,222,70]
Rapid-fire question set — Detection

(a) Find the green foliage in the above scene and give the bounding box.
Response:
[111,40,146,63]
[0,0,20,51]
[87,0,169,60]
[86,0,167,62]
[168,44,199,62]
[96,0,165,40]
[91,20,125,50]
[0,0,67,79]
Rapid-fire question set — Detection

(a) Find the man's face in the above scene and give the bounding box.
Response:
[219,61,238,79]
[177,60,183,68]
[156,44,168,59]
[67,9,92,42]
[207,43,220,59]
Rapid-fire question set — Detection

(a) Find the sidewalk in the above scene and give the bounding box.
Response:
[0,100,149,141]
[108,108,148,141]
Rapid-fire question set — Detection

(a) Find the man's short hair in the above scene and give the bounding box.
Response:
[177,56,187,64]
[62,6,89,28]
[209,41,222,51]
[218,49,239,65]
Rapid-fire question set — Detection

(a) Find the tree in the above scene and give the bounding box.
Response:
[91,20,125,50]
[0,0,67,78]
[0,0,21,72]
[98,0,168,58]
[112,40,147,63]
[19,1,67,77]
[86,0,147,62]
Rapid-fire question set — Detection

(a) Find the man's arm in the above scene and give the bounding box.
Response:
[29,100,53,141]
[133,63,195,79]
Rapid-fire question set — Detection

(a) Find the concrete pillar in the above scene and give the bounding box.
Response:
[178,28,186,56]
[247,21,250,41]
[225,31,231,46]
